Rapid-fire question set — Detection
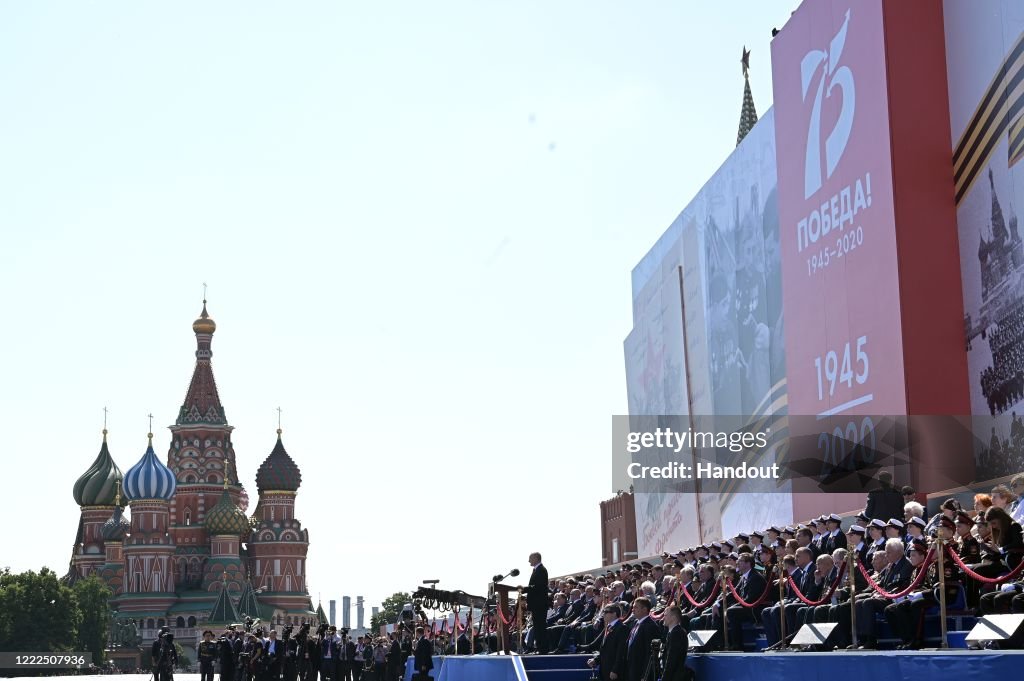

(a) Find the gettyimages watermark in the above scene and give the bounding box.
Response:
[611,415,1003,496]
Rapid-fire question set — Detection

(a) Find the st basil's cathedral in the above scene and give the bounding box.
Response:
[63,301,315,655]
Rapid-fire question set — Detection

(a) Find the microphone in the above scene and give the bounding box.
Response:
[492,568,522,583]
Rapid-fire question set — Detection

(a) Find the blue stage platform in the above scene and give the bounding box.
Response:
[405,650,1024,681]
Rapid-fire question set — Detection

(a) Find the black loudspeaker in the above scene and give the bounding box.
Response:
[789,622,843,648]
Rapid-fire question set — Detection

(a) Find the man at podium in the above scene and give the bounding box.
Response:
[522,552,552,653]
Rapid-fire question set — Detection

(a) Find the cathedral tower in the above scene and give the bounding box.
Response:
[122,432,177,610]
[166,301,242,589]
[249,428,311,618]
[70,428,124,580]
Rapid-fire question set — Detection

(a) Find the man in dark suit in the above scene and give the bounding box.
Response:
[455,630,471,656]
[335,634,357,681]
[865,471,904,522]
[853,539,913,648]
[660,606,688,681]
[523,552,552,653]
[218,630,237,681]
[625,597,661,681]
[386,634,403,681]
[762,550,815,648]
[716,553,766,651]
[412,628,432,681]
[586,603,627,681]
[262,629,283,681]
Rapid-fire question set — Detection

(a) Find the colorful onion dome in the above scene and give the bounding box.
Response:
[204,488,249,536]
[73,430,124,506]
[255,430,301,493]
[238,485,250,513]
[101,505,131,541]
[123,434,176,501]
[100,482,130,541]
[192,300,216,335]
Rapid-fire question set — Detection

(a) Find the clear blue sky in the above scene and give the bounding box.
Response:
[0,1,799,615]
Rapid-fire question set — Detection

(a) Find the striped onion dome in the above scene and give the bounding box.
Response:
[204,488,249,536]
[73,430,124,506]
[123,434,176,501]
[238,485,250,513]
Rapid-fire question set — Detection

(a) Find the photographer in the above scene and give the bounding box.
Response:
[282,624,302,681]
[319,625,341,681]
[239,632,264,681]
[152,627,169,674]
[219,629,238,681]
[154,631,178,681]
[199,630,219,681]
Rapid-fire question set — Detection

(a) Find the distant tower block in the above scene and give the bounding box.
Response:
[357,596,365,631]
[372,606,379,621]
[330,600,336,626]
[342,596,351,629]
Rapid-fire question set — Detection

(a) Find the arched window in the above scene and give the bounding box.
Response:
[158,619,165,628]
[147,618,155,630]
[184,510,192,526]
[176,617,185,628]
[188,616,197,628]
[208,474,218,484]
[185,475,197,484]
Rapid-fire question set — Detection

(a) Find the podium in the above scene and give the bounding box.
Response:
[492,583,522,654]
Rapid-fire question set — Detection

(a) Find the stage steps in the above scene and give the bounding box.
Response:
[520,654,592,681]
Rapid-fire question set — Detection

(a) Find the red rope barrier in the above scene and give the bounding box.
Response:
[944,545,1024,584]
[497,598,520,626]
[725,574,774,608]
[785,562,848,607]
[678,580,720,609]
[857,552,934,599]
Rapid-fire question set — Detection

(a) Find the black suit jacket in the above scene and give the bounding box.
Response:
[866,486,904,523]
[625,617,661,681]
[735,569,768,605]
[456,634,470,655]
[661,625,688,681]
[881,557,913,595]
[387,640,403,664]
[592,621,627,681]
[263,639,283,674]
[414,636,433,672]
[525,564,551,613]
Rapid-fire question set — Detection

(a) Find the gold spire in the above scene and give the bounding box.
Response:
[103,407,109,441]
[114,480,122,507]
[193,290,217,334]
[277,407,283,437]
[224,457,232,490]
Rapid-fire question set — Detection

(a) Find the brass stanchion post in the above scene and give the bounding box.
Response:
[937,540,949,649]
[516,596,524,654]
[778,566,787,649]
[721,572,730,651]
[849,550,858,649]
